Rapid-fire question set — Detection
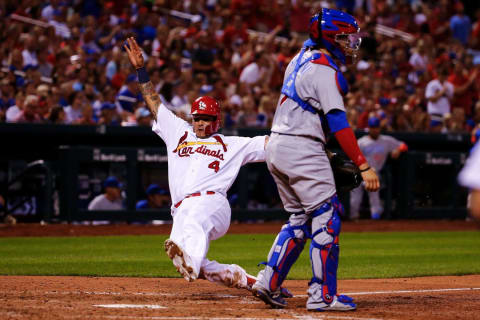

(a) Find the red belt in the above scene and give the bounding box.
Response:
[174,191,215,208]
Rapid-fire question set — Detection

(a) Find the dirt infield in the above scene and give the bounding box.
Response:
[1,220,479,319]
[1,275,479,320]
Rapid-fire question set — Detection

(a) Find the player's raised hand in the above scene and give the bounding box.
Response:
[124,37,144,69]
[361,167,380,192]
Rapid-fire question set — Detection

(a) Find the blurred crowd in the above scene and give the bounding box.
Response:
[1,0,480,137]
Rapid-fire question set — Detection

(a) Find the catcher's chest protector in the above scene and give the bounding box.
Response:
[281,48,349,116]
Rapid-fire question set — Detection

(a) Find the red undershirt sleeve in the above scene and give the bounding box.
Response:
[334,127,367,167]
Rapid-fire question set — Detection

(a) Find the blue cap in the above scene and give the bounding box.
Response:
[126,74,137,84]
[103,176,121,188]
[368,117,380,128]
[146,184,168,196]
[101,102,116,110]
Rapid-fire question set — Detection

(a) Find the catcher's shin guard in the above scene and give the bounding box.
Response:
[260,213,310,291]
[309,197,342,304]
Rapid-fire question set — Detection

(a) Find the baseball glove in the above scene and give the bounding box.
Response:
[326,149,363,193]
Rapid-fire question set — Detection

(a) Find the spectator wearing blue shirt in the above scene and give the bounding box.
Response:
[136,184,170,210]
[115,74,142,113]
[450,4,471,45]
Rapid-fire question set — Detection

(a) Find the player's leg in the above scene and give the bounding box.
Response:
[368,190,383,219]
[165,194,229,281]
[164,210,198,281]
[199,258,253,289]
[165,206,198,281]
[307,195,356,311]
[349,185,364,220]
[251,142,306,308]
[252,213,309,307]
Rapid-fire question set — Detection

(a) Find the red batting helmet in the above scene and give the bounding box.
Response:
[191,96,221,135]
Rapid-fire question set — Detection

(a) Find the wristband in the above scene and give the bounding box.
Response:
[359,166,371,172]
[136,67,150,83]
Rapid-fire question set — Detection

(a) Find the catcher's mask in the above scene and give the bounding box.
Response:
[304,8,363,65]
[191,96,221,136]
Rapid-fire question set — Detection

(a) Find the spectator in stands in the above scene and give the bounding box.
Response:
[5,91,24,123]
[48,105,66,124]
[1,0,480,136]
[450,3,472,46]
[115,74,141,113]
[425,68,454,133]
[14,95,42,123]
[21,35,38,68]
[448,60,477,118]
[136,184,170,210]
[192,31,216,77]
[222,15,249,49]
[98,102,120,125]
[88,176,124,211]
[76,104,96,125]
[65,91,86,124]
[239,52,272,88]
[135,107,152,126]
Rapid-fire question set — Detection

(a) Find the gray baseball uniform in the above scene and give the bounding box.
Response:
[350,134,402,219]
[269,50,345,213]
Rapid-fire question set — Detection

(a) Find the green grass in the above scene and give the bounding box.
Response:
[0,231,479,279]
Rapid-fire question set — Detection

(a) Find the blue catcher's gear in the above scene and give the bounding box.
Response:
[255,213,310,292]
[304,8,362,65]
[281,48,349,116]
[308,196,345,305]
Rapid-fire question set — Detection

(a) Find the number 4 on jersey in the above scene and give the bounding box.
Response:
[208,160,220,173]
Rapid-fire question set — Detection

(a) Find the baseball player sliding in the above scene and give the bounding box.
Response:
[251,8,379,312]
[124,37,292,296]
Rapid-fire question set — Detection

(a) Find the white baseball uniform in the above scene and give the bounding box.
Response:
[458,143,480,190]
[152,103,266,287]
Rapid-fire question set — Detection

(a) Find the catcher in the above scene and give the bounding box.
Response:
[251,8,379,311]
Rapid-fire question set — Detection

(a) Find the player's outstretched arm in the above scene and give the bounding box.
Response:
[124,37,159,119]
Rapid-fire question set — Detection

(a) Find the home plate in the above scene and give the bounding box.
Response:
[94,304,167,309]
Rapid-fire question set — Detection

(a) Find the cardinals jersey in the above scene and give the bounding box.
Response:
[152,104,266,206]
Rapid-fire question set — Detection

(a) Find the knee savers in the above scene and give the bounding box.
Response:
[309,196,342,303]
[264,215,310,291]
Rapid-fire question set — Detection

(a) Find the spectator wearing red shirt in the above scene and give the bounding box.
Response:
[222,15,249,49]
[448,60,477,117]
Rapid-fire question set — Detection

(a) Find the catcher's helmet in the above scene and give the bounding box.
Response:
[304,8,361,64]
[191,96,221,135]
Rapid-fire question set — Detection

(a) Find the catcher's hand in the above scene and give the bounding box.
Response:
[327,150,363,193]
[124,37,144,69]
[360,166,380,192]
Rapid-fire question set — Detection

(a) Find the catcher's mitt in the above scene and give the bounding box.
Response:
[326,149,363,193]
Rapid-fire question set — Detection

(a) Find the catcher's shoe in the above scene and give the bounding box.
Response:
[164,239,197,282]
[307,295,356,312]
[251,283,287,309]
[337,294,354,303]
[245,274,293,298]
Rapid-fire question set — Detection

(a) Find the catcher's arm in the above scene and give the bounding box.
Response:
[326,109,380,192]
[124,37,159,120]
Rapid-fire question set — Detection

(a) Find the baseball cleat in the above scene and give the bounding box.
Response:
[164,239,197,282]
[246,274,293,298]
[251,284,287,309]
[337,294,354,303]
[307,295,356,312]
